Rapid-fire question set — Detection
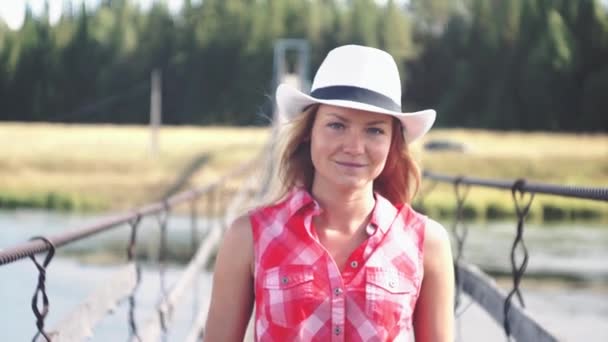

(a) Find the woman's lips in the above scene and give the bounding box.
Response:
[335,161,366,168]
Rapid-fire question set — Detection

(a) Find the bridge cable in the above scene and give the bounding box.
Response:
[197,180,221,339]
[127,215,143,342]
[28,236,55,342]
[190,198,201,323]
[156,200,171,342]
[452,178,471,312]
[0,154,264,341]
[196,187,215,340]
[423,170,608,202]
[503,180,533,340]
[208,184,216,234]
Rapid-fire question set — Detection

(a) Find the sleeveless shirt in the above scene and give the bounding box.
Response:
[249,188,426,341]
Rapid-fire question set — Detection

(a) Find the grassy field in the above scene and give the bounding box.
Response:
[414,129,608,221]
[1,123,606,221]
[0,122,269,211]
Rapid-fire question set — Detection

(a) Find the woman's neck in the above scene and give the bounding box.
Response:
[311,181,375,234]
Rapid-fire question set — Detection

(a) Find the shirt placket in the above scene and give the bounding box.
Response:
[327,257,345,342]
[329,224,378,341]
[303,205,346,341]
[303,200,388,341]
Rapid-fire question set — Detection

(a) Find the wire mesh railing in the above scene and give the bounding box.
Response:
[0,151,267,341]
[420,170,607,342]
[2,151,606,341]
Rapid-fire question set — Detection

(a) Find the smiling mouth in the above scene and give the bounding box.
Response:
[335,161,366,168]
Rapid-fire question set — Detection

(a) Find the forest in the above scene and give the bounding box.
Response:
[0,0,607,131]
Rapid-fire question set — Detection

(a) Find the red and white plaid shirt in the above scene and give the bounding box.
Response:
[250,188,426,341]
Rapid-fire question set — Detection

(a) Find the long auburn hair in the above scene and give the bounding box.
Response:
[264,104,421,206]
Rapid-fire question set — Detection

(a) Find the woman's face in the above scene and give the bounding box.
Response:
[310,104,394,191]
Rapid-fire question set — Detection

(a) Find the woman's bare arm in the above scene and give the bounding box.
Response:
[413,218,455,342]
[203,215,255,341]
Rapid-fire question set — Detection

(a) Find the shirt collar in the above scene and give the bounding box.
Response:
[284,187,321,216]
[369,192,398,235]
[285,188,398,236]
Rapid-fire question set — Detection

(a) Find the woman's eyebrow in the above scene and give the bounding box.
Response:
[326,113,348,122]
[365,120,390,126]
[325,113,390,126]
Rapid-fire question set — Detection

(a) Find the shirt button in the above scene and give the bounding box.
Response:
[350,260,358,268]
[366,224,377,235]
[334,288,343,296]
[334,326,342,335]
[281,277,289,284]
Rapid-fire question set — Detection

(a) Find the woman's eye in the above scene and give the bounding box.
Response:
[327,122,345,130]
[367,127,385,135]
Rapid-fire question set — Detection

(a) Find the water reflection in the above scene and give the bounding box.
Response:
[452,220,608,283]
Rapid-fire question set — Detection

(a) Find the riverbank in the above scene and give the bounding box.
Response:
[1,123,606,221]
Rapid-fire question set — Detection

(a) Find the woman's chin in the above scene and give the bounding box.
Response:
[313,170,375,192]
[329,176,371,191]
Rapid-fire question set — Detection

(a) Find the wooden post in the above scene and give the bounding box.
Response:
[150,69,162,157]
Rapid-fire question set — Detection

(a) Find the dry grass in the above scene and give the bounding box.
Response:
[0,122,269,210]
[415,129,608,184]
[412,129,608,221]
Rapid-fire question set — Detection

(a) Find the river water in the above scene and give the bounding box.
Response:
[1,209,607,341]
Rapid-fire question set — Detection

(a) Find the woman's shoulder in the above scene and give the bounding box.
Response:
[229,214,253,232]
[221,214,254,255]
[395,204,451,258]
[423,218,450,244]
[421,218,452,263]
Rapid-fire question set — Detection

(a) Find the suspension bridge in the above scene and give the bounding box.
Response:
[1,40,607,341]
[1,142,606,341]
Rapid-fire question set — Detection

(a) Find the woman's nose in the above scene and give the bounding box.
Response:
[342,130,365,154]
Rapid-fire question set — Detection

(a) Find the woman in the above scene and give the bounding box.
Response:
[204,45,454,341]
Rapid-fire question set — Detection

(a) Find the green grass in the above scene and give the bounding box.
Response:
[0,123,606,221]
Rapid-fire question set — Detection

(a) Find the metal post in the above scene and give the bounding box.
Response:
[150,69,162,157]
[271,39,310,125]
[262,40,310,198]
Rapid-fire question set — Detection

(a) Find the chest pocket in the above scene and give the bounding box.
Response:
[365,267,417,329]
[262,264,318,328]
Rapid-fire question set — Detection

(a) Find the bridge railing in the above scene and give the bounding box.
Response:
[420,170,608,342]
[0,150,269,342]
[2,152,607,341]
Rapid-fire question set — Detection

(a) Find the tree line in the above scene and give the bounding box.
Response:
[0,0,606,131]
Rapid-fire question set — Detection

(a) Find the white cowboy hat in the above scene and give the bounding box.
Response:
[275,44,436,143]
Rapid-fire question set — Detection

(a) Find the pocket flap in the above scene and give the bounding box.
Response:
[263,265,314,290]
[366,267,416,294]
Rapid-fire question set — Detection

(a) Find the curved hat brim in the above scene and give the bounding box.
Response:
[276,83,436,144]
